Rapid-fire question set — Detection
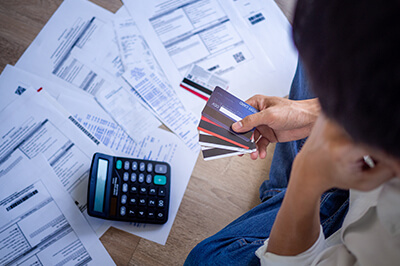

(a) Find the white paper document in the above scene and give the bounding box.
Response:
[15,0,116,95]
[75,114,179,163]
[123,66,200,152]
[114,17,162,76]
[74,16,125,79]
[0,87,110,235]
[95,80,161,140]
[230,0,298,96]
[0,155,115,265]
[123,0,298,114]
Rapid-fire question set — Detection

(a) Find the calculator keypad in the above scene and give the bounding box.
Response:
[113,157,170,224]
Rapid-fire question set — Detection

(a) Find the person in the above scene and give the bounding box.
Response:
[184,0,400,265]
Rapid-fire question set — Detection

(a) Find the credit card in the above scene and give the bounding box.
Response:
[199,132,256,152]
[201,86,258,142]
[201,146,243,161]
[180,65,229,100]
[198,119,256,150]
[202,105,253,141]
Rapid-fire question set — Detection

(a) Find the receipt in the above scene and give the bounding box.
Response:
[95,81,161,140]
[113,17,172,94]
[114,18,158,72]
[123,66,200,152]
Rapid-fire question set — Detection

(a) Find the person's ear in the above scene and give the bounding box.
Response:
[388,157,400,177]
[363,146,400,177]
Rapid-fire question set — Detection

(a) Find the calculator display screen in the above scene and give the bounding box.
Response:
[94,159,108,213]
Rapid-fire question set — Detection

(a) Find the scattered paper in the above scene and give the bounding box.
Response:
[123,66,200,152]
[95,81,161,140]
[123,0,297,115]
[16,0,115,95]
[0,155,115,265]
[0,0,297,247]
[0,85,111,236]
[0,65,198,245]
[113,18,162,75]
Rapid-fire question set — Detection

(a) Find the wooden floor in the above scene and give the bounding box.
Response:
[0,0,296,265]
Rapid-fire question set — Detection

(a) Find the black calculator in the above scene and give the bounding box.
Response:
[87,153,171,224]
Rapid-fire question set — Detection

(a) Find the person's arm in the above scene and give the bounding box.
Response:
[266,167,323,255]
[232,95,320,159]
[266,115,395,256]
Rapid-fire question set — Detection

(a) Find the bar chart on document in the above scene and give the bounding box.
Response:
[123,0,298,114]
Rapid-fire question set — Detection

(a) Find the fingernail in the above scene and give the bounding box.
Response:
[232,121,243,131]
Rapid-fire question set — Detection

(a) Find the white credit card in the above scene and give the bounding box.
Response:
[201,146,244,161]
[199,132,256,153]
[180,64,229,101]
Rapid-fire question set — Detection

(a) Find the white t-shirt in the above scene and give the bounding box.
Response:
[256,178,400,265]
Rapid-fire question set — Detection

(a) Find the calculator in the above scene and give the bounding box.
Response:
[87,153,171,224]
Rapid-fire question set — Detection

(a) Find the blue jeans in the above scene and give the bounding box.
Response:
[184,62,349,265]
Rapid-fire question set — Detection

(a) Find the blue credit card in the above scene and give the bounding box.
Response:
[201,86,258,142]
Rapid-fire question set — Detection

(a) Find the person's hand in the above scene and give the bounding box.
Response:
[291,114,396,194]
[231,95,320,159]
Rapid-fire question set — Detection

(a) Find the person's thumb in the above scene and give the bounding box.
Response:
[232,112,263,133]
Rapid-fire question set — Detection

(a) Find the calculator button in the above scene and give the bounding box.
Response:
[123,172,129,182]
[146,174,152,184]
[116,160,122,170]
[157,199,165,208]
[139,162,145,172]
[139,198,146,205]
[129,198,137,205]
[140,187,147,194]
[124,161,130,170]
[149,188,156,195]
[155,164,167,174]
[120,206,126,216]
[130,186,138,194]
[128,209,135,217]
[131,173,137,182]
[147,211,155,219]
[138,210,145,218]
[138,173,145,183]
[147,163,153,172]
[148,199,156,207]
[122,183,128,193]
[158,188,166,197]
[121,194,127,204]
[132,161,138,171]
[157,212,165,220]
[154,175,167,186]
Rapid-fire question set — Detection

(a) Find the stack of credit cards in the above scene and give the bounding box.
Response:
[197,86,258,160]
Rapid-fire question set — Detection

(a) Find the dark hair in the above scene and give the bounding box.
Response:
[293,0,400,157]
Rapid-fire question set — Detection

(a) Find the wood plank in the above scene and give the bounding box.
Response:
[100,227,141,266]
